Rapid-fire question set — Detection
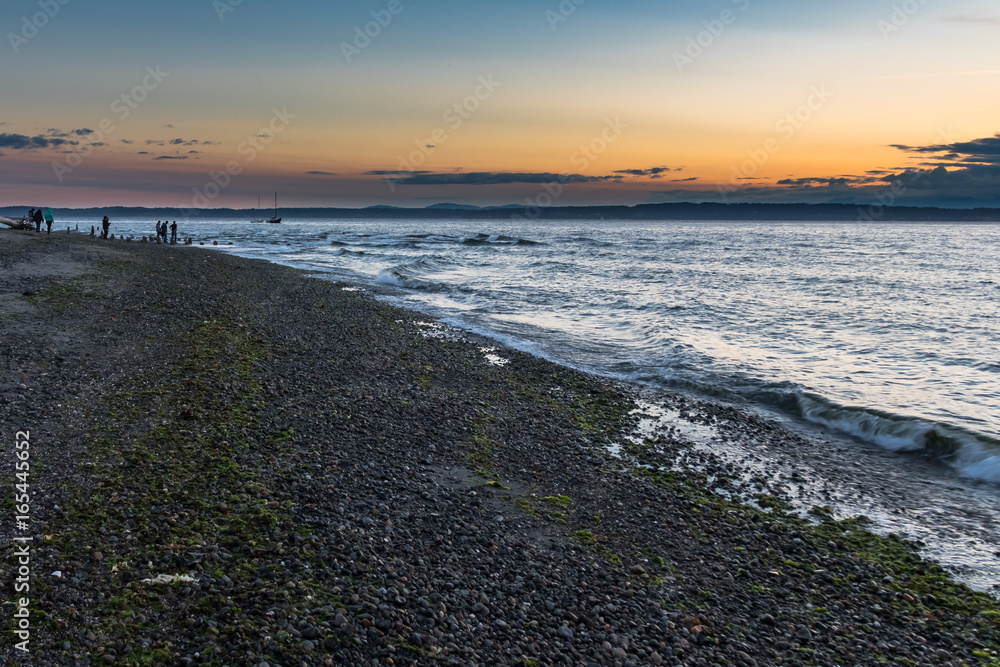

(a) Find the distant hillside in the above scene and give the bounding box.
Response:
[3,202,1000,222]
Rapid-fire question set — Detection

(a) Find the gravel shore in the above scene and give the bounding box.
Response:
[2,230,999,667]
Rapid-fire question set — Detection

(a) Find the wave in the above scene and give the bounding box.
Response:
[331,248,364,257]
[461,233,542,246]
[375,269,436,290]
[784,391,1000,483]
[374,255,458,292]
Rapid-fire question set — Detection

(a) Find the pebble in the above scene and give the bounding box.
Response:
[6,236,996,667]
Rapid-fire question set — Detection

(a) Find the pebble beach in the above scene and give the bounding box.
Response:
[2,229,999,667]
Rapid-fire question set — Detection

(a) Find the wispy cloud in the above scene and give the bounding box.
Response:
[0,128,88,150]
[859,70,1000,81]
[776,176,877,187]
[613,166,679,179]
[146,138,220,147]
[942,13,1000,26]
[707,134,1000,206]
[892,133,1000,163]
[306,171,338,176]
[366,170,623,186]
[153,155,188,160]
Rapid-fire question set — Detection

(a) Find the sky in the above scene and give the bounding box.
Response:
[1,0,999,209]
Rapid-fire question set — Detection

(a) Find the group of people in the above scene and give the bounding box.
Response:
[156,220,178,244]
[27,208,54,234]
[24,210,182,244]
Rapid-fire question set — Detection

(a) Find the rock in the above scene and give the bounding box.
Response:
[557,626,574,640]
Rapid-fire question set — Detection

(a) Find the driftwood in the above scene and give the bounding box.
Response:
[0,216,34,231]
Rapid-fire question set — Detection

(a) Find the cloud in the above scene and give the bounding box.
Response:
[613,166,678,178]
[367,170,623,186]
[0,132,66,150]
[146,138,220,147]
[153,155,188,160]
[883,164,1000,192]
[163,123,175,128]
[367,169,431,176]
[893,133,1000,164]
[776,176,875,187]
[0,133,43,149]
[306,171,338,176]
[673,177,698,182]
[73,128,94,136]
[736,133,1000,206]
[121,139,134,145]
[942,13,1000,26]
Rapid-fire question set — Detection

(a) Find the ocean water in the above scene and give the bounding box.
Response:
[83,217,1000,481]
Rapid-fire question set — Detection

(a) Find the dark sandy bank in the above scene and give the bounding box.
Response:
[1,230,998,667]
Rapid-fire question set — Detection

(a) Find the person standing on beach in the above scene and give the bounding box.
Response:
[43,208,54,234]
[170,221,177,244]
[28,208,36,229]
[102,216,110,239]
[33,208,43,232]
[155,221,161,241]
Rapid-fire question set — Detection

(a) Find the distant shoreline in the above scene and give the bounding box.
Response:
[4,202,1000,222]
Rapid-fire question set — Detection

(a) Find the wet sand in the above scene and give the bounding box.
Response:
[2,229,999,666]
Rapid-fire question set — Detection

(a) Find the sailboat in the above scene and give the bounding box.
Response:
[266,192,281,224]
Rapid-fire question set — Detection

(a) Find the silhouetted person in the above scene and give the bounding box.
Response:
[102,216,110,239]
[33,208,43,232]
[43,208,53,234]
[170,221,177,243]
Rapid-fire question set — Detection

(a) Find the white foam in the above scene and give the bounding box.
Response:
[959,452,1000,484]
[796,394,928,452]
[375,269,427,290]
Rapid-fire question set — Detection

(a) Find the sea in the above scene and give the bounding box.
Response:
[66,216,1000,590]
